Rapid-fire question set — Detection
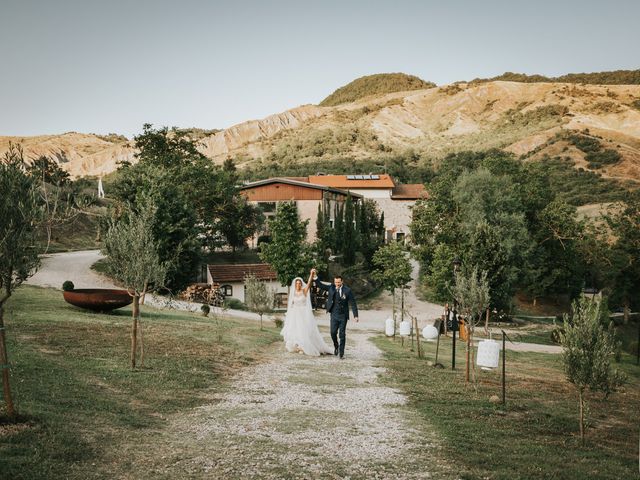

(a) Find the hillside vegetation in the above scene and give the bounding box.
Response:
[319,73,435,106]
[470,69,640,85]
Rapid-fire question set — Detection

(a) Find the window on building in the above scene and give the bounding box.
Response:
[396,232,406,243]
[258,202,276,213]
[221,284,233,296]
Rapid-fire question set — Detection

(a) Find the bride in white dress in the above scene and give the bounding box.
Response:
[280,271,334,356]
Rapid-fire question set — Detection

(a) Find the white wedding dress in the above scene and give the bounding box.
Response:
[281,278,334,356]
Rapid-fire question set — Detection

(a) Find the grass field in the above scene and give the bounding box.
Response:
[373,334,640,480]
[0,286,281,479]
[42,211,102,253]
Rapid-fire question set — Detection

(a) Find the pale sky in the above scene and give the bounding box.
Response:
[1,0,638,137]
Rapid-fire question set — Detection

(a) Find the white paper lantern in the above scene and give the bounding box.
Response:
[422,325,439,341]
[399,320,411,336]
[476,339,501,370]
[385,317,395,336]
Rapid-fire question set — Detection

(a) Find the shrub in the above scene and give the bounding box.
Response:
[274,317,284,329]
[62,280,75,291]
[200,304,210,317]
[585,149,622,168]
[224,298,247,310]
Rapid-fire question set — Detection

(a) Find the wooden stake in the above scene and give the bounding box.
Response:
[131,295,139,369]
[0,305,16,418]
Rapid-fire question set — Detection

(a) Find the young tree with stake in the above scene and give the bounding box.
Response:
[244,273,275,330]
[102,201,170,369]
[0,144,42,418]
[451,265,490,386]
[560,297,624,443]
[372,241,412,337]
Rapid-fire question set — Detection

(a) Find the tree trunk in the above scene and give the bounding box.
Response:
[465,333,471,385]
[578,388,585,443]
[414,317,422,359]
[392,289,396,339]
[484,308,490,335]
[623,300,630,324]
[0,303,16,418]
[131,295,140,369]
[260,313,263,330]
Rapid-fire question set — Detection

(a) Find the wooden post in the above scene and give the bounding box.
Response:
[465,330,471,384]
[414,317,422,358]
[131,295,139,369]
[502,330,506,406]
[435,327,441,366]
[0,304,16,418]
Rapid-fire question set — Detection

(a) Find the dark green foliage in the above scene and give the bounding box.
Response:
[320,73,436,106]
[531,156,628,205]
[342,194,356,265]
[584,149,622,169]
[218,199,264,252]
[333,203,344,255]
[62,281,74,291]
[470,69,640,85]
[110,124,255,291]
[569,134,601,153]
[0,144,42,298]
[258,201,315,286]
[27,155,71,185]
[604,191,640,313]
[410,149,609,312]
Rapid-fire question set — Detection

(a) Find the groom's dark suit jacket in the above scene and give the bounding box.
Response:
[315,278,359,320]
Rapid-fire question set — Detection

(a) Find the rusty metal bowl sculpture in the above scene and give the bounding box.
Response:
[63,289,132,312]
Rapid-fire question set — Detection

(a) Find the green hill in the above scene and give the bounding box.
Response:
[470,69,640,85]
[319,73,436,106]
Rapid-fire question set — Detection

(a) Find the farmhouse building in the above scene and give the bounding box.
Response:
[241,174,427,243]
[240,177,362,244]
[206,263,288,306]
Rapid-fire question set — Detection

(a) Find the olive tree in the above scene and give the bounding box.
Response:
[102,202,170,369]
[244,273,275,330]
[372,241,412,337]
[452,265,490,385]
[0,144,42,417]
[560,297,624,443]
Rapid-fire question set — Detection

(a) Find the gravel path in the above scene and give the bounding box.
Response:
[27,250,118,289]
[145,331,450,479]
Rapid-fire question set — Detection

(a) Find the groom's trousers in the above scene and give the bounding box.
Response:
[330,313,348,356]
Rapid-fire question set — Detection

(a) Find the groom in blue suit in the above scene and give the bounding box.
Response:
[311,269,358,359]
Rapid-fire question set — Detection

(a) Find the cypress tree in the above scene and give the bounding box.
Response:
[344,194,356,265]
[334,203,344,254]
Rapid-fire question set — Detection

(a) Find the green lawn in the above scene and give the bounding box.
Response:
[0,285,281,479]
[42,211,103,253]
[373,334,639,480]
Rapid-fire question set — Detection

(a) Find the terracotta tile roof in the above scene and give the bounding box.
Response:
[391,184,429,199]
[208,263,277,283]
[240,177,362,198]
[308,174,395,189]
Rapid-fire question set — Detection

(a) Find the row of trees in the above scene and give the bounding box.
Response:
[410,149,639,315]
[315,195,385,267]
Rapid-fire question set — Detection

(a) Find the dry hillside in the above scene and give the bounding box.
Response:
[2,80,640,182]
